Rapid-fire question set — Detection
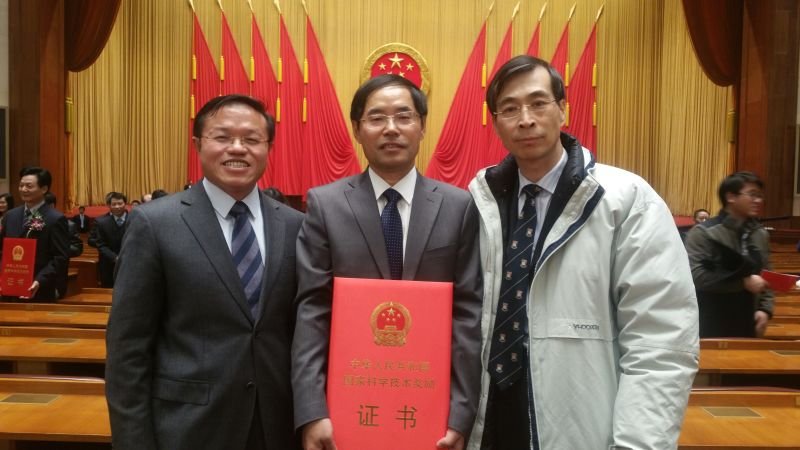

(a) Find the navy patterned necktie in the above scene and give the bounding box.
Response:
[381,188,404,280]
[229,201,264,317]
[488,184,541,389]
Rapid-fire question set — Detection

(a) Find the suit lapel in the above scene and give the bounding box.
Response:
[257,194,285,323]
[404,175,442,280]
[180,184,253,324]
[345,172,391,279]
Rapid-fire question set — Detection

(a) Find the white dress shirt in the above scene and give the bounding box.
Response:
[517,149,567,247]
[368,167,417,258]
[203,179,266,264]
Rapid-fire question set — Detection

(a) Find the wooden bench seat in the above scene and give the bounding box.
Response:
[0,304,108,329]
[0,327,105,375]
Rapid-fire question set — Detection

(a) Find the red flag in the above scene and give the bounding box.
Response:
[486,21,514,164]
[220,13,249,95]
[304,16,361,191]
[267,16,305,196]
[570,23,597,153]
[188,13,220,184]
[424,23,487,189]
[550,21,570,129]
[526,22,541,57]
[251,15,278,187]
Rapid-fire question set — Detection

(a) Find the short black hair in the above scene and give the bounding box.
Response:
[151,189,168,200]
[692,208,709,220]
[350,75,428,129]
[193,95,275,143]
[486,55,566,115]
[19,166,52,191]
[44,191,56,205]
[0,193,15,210]
[718,171,764,208]
[106,192,127,205]
[262,187,288,204]
[78,205,85,211]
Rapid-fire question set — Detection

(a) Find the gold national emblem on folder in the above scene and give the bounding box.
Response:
[370,301,412,347]
[11,245,24,262]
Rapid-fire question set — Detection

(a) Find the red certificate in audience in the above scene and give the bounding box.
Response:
[760,269,800,292]
[327,277,452,450]
[0,238,37,297]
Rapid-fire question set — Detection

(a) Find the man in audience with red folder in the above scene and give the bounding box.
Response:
[0,166,69,301]
[292,75,482,450]
[468,56,699,449]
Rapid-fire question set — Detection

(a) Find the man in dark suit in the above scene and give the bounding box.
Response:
[88,191,128,287]
[292,75,482,450]
[105,95,304,450]
[71,205,92,233]
[0,166,69,301]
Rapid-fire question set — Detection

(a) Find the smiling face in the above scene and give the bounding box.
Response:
[353,85,425,184]
[193,103,271,200]
[492,67,566,181]
[19,175,48,207]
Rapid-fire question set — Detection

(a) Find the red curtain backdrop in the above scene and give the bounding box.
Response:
[485,21,514,164]
[188,13,220,184]
[681,0,743,86]
[550,21,570,129]
[304,16,361,191]
[65,0,122,71]
[220,13,250,95]
[526,22,541,57]
[424,23,487,189]
[267,16,305,196]
[569,23,597,153]
[251,15,279,188]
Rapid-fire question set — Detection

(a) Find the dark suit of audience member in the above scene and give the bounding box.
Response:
[71,211,92,233]
[0,203,69,301]
[90,213,127,288]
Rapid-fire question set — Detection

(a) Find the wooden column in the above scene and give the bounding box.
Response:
[8,0,67,209]
[737,0,800,218]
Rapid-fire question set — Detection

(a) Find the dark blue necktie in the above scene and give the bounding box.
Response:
[488,184,541,389]
[381,188,403,280]
[229,201,264,317]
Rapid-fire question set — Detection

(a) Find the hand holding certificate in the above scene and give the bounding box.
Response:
[760,269,800,292]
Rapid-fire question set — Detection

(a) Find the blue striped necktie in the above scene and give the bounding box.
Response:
[488,184,541,389]
[229,201,264,317]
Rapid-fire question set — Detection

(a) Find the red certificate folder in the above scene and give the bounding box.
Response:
[327,277,453,450]
[760,269,800,292]
[1,238,37,297]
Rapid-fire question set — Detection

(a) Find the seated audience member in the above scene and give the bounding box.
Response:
[680,208,711,241]
[0,167,69,301]
[685,171,772,337]
[262,187,288,205]
[71,205,92,233]
[151,189,168,200]
[89,192,128,288]
[0,192,15,234]
[141,193,153,203]
[130,199,141,207]
[44,193,83,259]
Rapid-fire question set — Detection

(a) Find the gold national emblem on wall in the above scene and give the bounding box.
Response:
[370,301,412,347]
[361,43,431,95]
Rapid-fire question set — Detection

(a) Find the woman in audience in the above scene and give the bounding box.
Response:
[0,192,14,218]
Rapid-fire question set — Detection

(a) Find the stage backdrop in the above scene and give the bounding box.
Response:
[68,0,731,215]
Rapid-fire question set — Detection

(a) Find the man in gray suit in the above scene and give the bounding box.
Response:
[292,75,482,450]
[106,95,304,450]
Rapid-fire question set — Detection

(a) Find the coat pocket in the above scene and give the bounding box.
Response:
[152,376,210,405]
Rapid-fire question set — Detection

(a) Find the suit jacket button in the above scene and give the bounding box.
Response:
[246,381,255,389]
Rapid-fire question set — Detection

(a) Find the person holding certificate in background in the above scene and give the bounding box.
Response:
[0,166,69,301]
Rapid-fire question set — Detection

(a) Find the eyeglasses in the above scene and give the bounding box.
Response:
[201,135,270,147]
[360,112,420,129]
[493,99,558,120]
[738,191,764,200]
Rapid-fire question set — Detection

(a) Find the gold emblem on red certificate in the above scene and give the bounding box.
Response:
[12,245,24,262]
[361,43,431,95]
[370,301,412,347]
